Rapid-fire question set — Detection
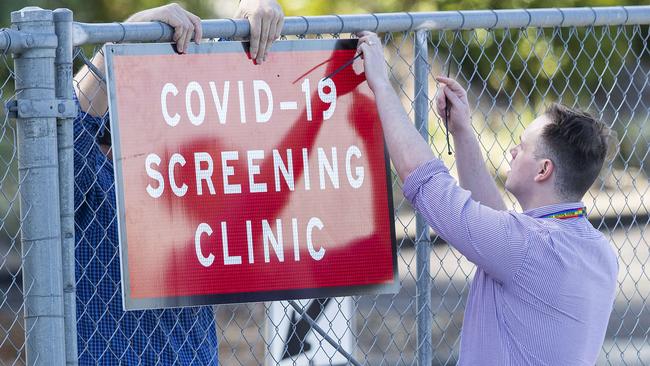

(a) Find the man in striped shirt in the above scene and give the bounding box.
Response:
[356,31,618,365]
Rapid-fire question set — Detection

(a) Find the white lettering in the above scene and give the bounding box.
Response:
[318,147,340,190]
[145,153,164,198]
[273,149,295,192]
[168,153,188,197]
[185,81,206,126]
[221,222,242,265]
[263,219,284,262]
[345,145,364,189]
[195,223,214,267]
[292,218,300,261]
[161,83,180,127]
[302,148,311,191]
[209,81,230,124]
[247,150,267,193]
[221,151,241,194]
[238,80,246,123]
[246,220,254,264]
[194,152,216,195]
[253,80,273,123]
[306,217,325,261]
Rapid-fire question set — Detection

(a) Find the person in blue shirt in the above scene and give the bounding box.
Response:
[72,2,284,364]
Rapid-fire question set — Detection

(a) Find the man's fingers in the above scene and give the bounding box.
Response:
[266,16,279,61]
[187,12,202,44]
[443,86,464,107]
[257,16,272,62]
[436,88,446,109]
[274,17,284,41]
[182,19,195,52]
[435,89,448,118]
[167,11,190,52]
[249,14,262,61]
[355,30,375,38]
[436,75,465,94]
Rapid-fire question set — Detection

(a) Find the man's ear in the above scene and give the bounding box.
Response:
[534,159,554,182]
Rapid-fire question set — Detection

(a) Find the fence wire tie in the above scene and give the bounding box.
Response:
[524,9,532,29]
[406,12,414,32]
[299,16,309,39]
[490,9,499,30]
[590,7,598,26]
[1,28,11,56]
[227,18,238,39]
[457,10,466,30]
[557,8,566,28]
[371,13,380,33]
[334,14,344,36]
[622,7,630,25]
[115,22,126,43]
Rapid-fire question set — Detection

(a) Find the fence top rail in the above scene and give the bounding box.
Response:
[68,5,650,47]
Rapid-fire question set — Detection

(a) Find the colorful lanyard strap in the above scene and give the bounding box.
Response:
[541,207,587,220]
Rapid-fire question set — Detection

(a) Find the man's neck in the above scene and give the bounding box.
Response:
[519,194,566,212]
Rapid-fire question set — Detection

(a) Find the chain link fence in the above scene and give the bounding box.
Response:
[0,46,24,365]
[1,6,649,366]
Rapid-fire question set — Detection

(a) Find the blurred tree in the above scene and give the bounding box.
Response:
[1,0,216,25]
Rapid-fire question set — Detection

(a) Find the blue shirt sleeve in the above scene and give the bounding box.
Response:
[73,92,110,207]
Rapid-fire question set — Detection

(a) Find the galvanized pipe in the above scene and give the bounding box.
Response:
[11,6,66,366]
[414,29,433,366]
[70,6,650,47]
[53,8,78,366]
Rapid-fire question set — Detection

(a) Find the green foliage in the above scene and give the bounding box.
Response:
[1,0,216,25]
[276,0,648,16]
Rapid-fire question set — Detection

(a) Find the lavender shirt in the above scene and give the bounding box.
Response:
[403,159,618,365]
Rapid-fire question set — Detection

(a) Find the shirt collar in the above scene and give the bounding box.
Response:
[523,202,586,219]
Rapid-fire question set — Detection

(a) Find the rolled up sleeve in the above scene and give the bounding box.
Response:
[403,159,528,284]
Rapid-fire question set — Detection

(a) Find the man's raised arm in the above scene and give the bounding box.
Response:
[73,1,284,117]
[356,32,527,283]
[434,76,507,210]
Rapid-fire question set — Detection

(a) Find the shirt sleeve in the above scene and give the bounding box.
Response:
[403,159,529,284]
[73,92,110,207]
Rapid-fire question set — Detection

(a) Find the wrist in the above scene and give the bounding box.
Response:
[451,126,474,140]
[371,79,393,96]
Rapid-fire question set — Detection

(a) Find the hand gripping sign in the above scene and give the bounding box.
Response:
[104,39,398,310]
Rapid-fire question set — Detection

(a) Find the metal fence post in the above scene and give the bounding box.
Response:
[53,8,78,366]
[414,29,432,365]
[11,7,66,366]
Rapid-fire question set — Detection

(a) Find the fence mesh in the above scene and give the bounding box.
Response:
[0,13,649,366]
[0,50,25,365]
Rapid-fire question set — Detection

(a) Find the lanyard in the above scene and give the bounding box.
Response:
[540,207,587,220]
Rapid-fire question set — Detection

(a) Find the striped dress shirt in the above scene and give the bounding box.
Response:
[403,159,618,365]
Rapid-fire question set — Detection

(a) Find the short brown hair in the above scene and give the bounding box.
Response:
[536,103,610,201]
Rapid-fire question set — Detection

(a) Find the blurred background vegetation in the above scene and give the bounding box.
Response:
[0,0,648,245]
[0,2,648,362]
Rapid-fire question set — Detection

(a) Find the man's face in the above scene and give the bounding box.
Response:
[505,115,552,200]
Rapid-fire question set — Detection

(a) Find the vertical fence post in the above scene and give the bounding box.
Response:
[53,8,78,365]
[414,29,432,366]
[11,7,66,366]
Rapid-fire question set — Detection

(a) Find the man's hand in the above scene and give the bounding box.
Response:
[235,0,284,64]
[356,31,390,92]
[126,3,203,54]
[435,76,507,210]
[435,76,471,135]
